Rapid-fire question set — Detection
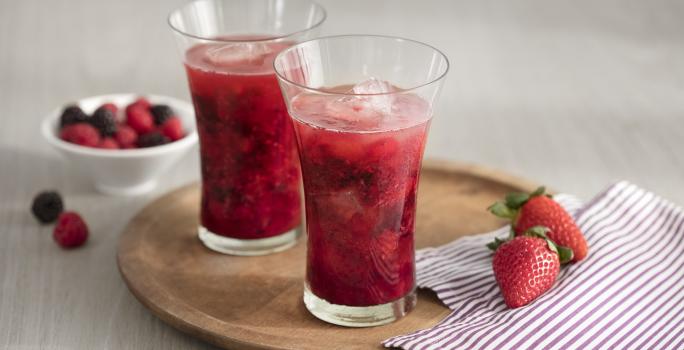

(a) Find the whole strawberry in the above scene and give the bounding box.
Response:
[490,227,564,308]
[489,187,588,262]
[53,212,89,248]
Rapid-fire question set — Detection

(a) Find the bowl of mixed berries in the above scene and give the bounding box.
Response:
[42,93,198,195]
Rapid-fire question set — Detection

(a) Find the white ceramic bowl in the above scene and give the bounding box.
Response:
[42,93,198,196]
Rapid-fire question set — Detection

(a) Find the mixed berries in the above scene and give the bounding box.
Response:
[487,187,588,308]
[30,191,89,248]
[58,97,186,149]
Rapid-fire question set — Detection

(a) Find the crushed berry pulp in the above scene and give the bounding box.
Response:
[291,88,432,306]
[184,38,302,239]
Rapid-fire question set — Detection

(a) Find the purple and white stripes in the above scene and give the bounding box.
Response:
[383,182,684,350]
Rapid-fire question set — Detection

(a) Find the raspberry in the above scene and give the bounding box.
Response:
[53,212,89,248]
[126,106,155,134]
[132,97,151,110]
[31,191,64,224]
[137,131,170,148]
[90,107,118,137]
[100,102,118,114]
[59,105,89,128]
[125,97,150,113]
[160,117,184,141]
[60,123,101,147]
[97,137,119,149]
[114,124,138,149]
[150,104,174,125]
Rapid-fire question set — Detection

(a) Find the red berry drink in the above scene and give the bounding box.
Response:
[184,39,302,251]
[290,81,432,308]
[274,34,448,326]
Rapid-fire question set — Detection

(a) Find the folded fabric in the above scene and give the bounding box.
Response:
[384,182,684,350]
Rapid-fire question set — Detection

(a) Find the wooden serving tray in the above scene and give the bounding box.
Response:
[117,160,538,350]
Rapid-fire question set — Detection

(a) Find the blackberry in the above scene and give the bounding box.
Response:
[90,106,118,137]
[31,191,64,224]
[150,104,174,125]
[59,105,89,128]
[137,131,170,148]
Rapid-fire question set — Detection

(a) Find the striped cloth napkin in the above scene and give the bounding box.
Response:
[384,181,684,350]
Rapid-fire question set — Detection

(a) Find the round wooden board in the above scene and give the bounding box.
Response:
[117,160,539,350]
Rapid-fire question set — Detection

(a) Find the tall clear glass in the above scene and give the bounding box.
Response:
[274,35,449,326]
[168,0,325,256]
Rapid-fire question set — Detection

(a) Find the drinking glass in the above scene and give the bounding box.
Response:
[168,0,325,255]
[274,35,449,326]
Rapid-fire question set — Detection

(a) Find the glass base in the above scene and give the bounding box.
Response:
[303,284,417,327]
[198,226,300,256]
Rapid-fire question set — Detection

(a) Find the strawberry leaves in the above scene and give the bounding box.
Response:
[487,225,574,264]
[486,237,509,251]
[505,191,531,209]
[489,201,516,219]
[556,245,575,264]
[489,186,548,217]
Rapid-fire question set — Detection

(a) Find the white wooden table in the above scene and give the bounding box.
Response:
[1,0,683,348]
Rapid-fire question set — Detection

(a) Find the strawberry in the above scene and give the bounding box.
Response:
[490,227,563,308]
[489,187,588,262]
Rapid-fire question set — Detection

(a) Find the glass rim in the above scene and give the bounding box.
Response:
[273,34,450,97]
[167,0,327,43]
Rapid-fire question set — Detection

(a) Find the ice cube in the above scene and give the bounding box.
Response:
[204,42,273,67]
[325,78,396,125]
[323,190,364,220]
[350,77,394,95]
